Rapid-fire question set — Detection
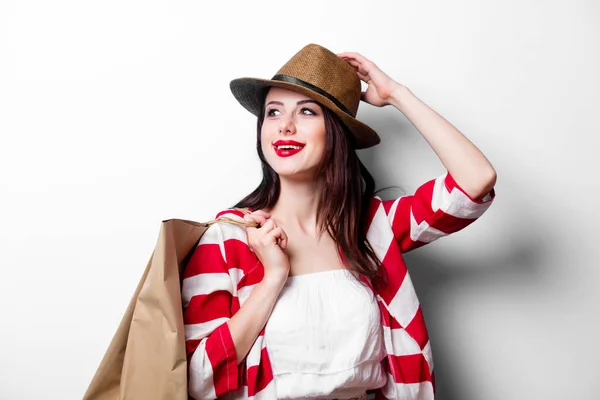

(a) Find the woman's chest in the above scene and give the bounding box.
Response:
[282,231,346,276]
[263,269,386,374]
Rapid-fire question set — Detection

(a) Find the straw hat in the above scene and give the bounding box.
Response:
[229,43,381,149]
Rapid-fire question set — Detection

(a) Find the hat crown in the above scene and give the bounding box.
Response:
[274,44,361,117]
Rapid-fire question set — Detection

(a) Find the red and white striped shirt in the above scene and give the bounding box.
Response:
[183,171,496,399]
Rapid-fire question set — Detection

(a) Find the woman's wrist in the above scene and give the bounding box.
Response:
[261,270,289,291]
[388,84,413,110]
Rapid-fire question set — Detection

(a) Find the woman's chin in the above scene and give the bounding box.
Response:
[274,168,319,182]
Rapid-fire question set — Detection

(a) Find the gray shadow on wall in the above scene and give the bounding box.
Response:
[401,233,547,400]
[357,112,550,400]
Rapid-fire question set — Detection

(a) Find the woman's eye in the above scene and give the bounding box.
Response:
[266,108,316,116]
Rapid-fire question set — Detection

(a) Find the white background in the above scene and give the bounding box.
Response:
[1,1,599,399]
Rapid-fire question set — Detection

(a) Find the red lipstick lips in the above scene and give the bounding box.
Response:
[273,140,305,157]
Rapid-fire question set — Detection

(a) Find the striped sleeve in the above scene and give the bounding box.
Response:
[382,171,496,253]
[182,221,240,399]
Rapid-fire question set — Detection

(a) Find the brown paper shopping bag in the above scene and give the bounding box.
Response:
[83,210,255,400]
[82,218,207,400]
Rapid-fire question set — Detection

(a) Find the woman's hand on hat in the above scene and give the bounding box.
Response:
[243,211,290,282]
[337,52,404,108]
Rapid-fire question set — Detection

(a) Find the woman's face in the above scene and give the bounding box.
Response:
[261,87,327,180]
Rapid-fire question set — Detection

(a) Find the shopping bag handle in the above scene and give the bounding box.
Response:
[205,207,259,228]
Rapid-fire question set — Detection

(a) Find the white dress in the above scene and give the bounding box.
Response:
[263,269,387,400]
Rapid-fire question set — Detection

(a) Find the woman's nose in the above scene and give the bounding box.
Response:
[278,117,296,135]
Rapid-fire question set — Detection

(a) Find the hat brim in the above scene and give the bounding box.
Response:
[230,77,380,149]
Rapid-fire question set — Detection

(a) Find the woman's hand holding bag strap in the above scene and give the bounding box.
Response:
[206,208,291,282]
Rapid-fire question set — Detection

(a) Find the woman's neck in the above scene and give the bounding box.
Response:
[266,176,324,236]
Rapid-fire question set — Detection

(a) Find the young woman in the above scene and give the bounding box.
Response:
[182,43,497,400]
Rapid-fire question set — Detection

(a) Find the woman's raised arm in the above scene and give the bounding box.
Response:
[338,51,497,200]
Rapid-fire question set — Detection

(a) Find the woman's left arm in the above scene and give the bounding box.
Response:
[338,52,497,200]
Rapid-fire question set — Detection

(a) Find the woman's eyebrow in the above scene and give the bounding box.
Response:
[265,99,319,107]
[297,99,318,105]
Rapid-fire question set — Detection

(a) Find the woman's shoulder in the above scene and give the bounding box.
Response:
[199,207,250,247]
[214,207,249,220]
[366,195,387,218]
[197,207,255,270]
[362,195,398,229]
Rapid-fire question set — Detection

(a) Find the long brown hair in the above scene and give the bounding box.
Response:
[233,93,384,283]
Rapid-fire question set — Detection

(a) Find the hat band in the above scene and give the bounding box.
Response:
[271,74,354,117]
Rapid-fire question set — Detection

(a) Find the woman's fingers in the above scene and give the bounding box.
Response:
[250,210,270,218]
[243,213,267,227]
[244,216,278,240]
[349,61,370,78]
[337,51,361,60]
[244,210,271,225]
[272,227,288,250]
[338,51,371,66]
[243,212,288,250]
[261,219,278,232]
[247,219,287,245]
[338,55,371,81]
